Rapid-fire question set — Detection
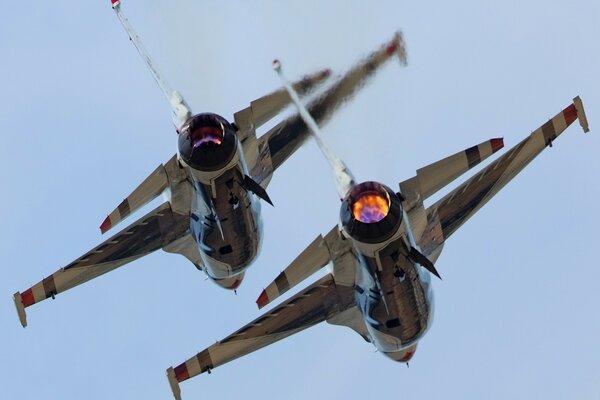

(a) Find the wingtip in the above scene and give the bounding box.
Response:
[272,59,281,71]
[490,138,504,153]
[166,367,182,400]
[386,31,408,65]
[256,290,269,309]
[573,96,590,133]
[99,216,112,234]
[13,292,28,327]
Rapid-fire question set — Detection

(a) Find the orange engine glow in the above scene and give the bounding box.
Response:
[191,126,223,148]
[352,191,390,223]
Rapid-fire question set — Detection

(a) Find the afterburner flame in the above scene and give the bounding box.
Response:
[191,126,223,148]
[352,191,389,223]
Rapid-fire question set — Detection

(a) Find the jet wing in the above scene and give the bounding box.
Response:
[233,68,332,143]
[250,32,408,188]
[13,202,189,327]
[166,273,355,400]
[234,69,331,184]
[418,97,589,260]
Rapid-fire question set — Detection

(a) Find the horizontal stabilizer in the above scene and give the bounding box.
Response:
[400,138,504,205]
[100,161,170,233]
[257,233,332,309]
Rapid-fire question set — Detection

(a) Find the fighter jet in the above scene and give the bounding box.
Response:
[165,59,589,399]
[12,0,408,327]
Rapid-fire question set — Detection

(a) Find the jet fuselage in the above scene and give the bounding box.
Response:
[180,113,263,288]
[342,182,434,359]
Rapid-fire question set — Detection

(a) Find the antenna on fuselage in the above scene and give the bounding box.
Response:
[110,0,192,129]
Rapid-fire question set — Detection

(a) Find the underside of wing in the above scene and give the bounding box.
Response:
[166,273,355,400]
[417,97,589,260]
[13,202,190,327]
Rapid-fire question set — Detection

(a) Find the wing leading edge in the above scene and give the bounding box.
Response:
[13,202,189,327]
[166,273,355,400]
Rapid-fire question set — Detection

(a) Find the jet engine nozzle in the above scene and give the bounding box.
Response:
[178,113,237,171]
[340,182,403,244]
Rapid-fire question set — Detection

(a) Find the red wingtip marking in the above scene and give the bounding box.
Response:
[21,289,35,308]
[490,138,504,153]
[563,104,577,126]
[100,217,112,234]
[173,363,190,382]
[256,290,269,309]
[386,41,399,56]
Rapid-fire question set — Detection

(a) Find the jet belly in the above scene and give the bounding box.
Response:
[355,237,434,353]
[189,158,262,280]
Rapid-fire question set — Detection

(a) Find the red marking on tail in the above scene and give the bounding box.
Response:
[174,363,190,382]
[490,138,504,153]
[21,289,35,307]
[100,217,112,234]
[563,104,577,126]
[256,290,269,309]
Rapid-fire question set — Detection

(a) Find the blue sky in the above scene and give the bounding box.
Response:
[2,1,599,399]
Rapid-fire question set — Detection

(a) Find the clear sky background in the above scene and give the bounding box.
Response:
[2,1,599,399]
